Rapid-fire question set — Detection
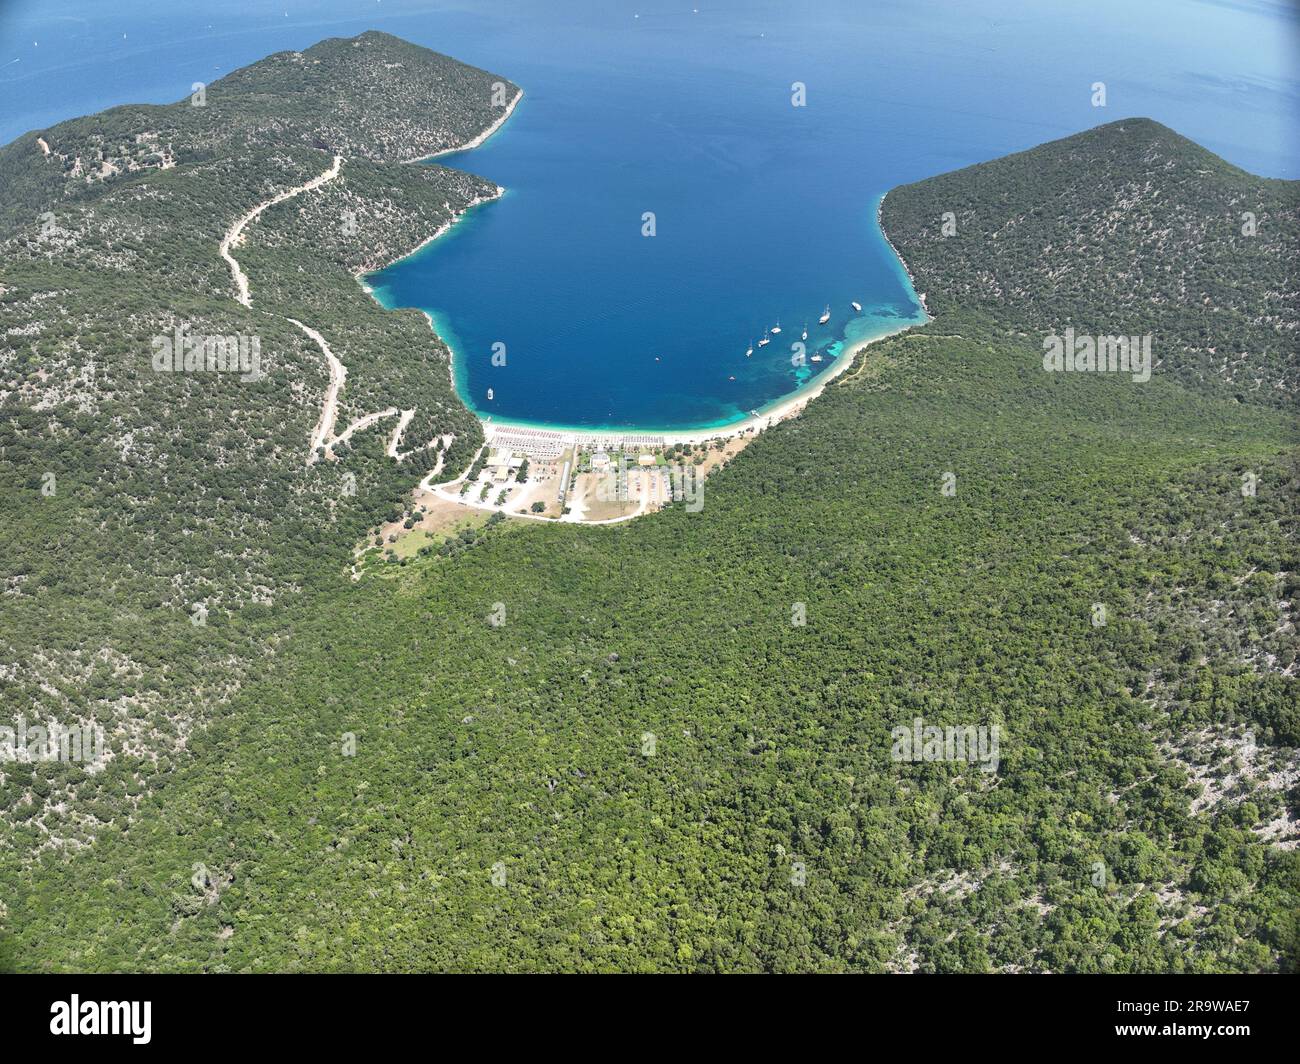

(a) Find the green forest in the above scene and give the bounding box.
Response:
[0,37,1296,972]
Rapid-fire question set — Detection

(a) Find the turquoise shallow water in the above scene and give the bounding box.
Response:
[355,1,1299,431]
[3,1,1297,430]
[364,88,930,432]
[369,183,928,435]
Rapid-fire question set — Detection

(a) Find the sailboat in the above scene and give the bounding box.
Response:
[771,320,782,334]
[757,328,770,348]
[801,323,808,341]
[745,340,754,357]
[819,305,830,324]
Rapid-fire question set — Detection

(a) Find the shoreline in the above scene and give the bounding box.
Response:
[356,90,931,459]
[427,87,524,159]
[878,191,929,317]
[469,192,930,447]
[357,186,504,285]
[477,314,927,449]
[355,89,525,382]
[357,90,523,280]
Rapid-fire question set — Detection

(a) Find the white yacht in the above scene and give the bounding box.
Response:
[771,320,782,334]
[757,329,770,348]
[851,301,862,312]
[819,305,831,324]
[487,387,494,401]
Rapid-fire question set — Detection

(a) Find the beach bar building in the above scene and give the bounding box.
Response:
[487,447,523,482]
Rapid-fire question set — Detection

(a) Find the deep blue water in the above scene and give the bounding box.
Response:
[3,1,1298,430]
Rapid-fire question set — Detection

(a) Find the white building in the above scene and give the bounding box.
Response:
[487,448,523,482]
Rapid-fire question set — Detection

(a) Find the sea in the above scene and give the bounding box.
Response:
[3,0,1297,431]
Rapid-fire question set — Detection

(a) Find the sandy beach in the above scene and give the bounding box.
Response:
[356,84,930,484]
[475,193,930,449]
[478,310,928,451]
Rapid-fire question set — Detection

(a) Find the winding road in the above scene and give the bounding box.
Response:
[221,155,342,309]
[221,156,420,464]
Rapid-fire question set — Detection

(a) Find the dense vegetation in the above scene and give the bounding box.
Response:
[0,44,1295,972]
[882,118,1299,405]
[0,34,513,870]
[0,31,516,235]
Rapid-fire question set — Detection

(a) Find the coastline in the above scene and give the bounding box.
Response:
[472,197,930,447]
[358,89,524,283]
[357,187,504,287]
[427,87,524,159]
[357,89,930,459]
[877,191,929,317]
[476,312,925,449]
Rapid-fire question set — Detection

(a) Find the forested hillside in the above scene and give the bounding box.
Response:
[0,31,514,235]
[882,118,1300,405]
[0,34,515,868]
[0,57,1295,971]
